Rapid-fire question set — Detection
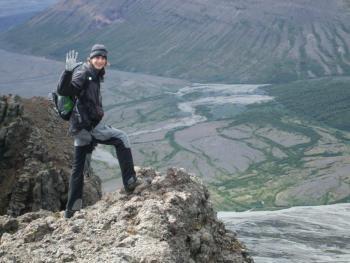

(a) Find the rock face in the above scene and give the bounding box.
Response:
[0,167,253,263]
[0,95,101,216]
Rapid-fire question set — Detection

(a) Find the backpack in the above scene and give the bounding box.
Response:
[49,63,82,121]
[50,92,76,121]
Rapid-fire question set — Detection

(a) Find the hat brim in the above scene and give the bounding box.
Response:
[90,50,108,59]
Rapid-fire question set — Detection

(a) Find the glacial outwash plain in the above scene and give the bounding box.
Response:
[2,48,350,212]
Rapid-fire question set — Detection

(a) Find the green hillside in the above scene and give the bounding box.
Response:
[265,77,350,131]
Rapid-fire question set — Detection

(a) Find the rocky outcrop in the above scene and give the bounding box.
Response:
[0,95,101,216]
[0,167,253,263]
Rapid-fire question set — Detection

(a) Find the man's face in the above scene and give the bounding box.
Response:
[90,56,107,70]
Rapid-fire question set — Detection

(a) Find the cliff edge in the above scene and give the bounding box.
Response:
[0,95,254,262]
[0,167,253,262]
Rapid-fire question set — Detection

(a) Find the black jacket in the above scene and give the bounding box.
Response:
[57,63,104,134]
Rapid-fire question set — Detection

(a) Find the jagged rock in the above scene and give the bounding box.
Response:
[0,95,102,216]
[0,168,254,263]
[0,216,18,237]
[0,95,23,124]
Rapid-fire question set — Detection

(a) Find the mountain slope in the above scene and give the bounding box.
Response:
[2,0,350,83]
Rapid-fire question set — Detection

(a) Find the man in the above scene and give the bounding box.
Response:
[57,44,138,218]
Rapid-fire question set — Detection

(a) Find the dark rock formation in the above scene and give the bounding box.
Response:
[0,95,101,216]
[0,167,254,262]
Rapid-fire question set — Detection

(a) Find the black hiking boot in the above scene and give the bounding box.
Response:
[64,209,76,219]
[125,176,138,193]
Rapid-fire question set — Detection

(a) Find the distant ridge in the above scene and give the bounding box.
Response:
[1,0,350,83]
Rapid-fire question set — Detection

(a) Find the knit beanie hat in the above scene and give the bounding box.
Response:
[89,44,108,59]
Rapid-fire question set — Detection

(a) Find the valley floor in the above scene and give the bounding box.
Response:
[2,49,350,211]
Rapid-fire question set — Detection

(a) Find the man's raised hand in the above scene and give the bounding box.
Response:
[65,50,82,72]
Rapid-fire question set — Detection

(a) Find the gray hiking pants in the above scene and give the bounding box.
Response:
[66,123,136,211]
